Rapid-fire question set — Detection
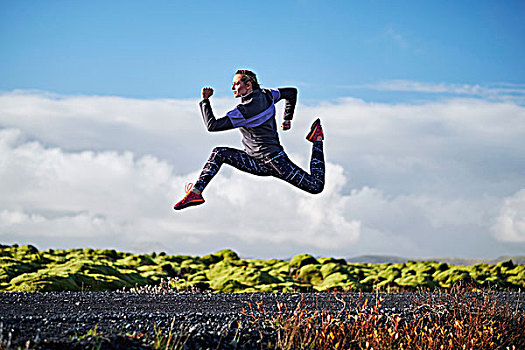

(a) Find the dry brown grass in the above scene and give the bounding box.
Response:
[242,284,524,349]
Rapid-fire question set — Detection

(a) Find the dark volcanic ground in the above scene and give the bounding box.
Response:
[1,292,523,349]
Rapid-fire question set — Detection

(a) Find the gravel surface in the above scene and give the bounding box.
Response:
[1,292,523,349]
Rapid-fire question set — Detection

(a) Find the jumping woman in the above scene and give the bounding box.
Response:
[173,69,325,210]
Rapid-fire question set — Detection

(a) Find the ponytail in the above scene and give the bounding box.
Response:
[235,69,261,90]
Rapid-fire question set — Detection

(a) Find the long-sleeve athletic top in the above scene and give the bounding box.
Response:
[199,87,297,159]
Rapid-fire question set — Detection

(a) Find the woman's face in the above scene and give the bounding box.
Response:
[231,74,252,98]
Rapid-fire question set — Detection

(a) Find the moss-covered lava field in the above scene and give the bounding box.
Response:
[1,244,523,292]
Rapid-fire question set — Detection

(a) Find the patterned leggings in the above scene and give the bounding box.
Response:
[193,141,324,194]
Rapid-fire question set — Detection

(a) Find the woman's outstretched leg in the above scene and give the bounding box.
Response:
[267,119,325,194]
[193,147,271,192]
[173,147,271,210]
[266,143,324,194]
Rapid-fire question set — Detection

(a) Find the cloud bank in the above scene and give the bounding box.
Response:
[343,81,525,104]
[0,89,523,258]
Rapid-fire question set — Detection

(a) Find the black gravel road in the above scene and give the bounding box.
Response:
[1,292,523,349]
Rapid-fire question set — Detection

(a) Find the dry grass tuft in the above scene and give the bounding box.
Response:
[242,284,524,349]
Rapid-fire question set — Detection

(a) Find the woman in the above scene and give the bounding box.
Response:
[174,69,325,210]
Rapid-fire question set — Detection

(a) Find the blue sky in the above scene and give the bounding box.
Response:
[2,1,524,101]
[1,1,524,259]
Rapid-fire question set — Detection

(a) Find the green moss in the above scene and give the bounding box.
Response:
[216,249,240,261]
[264,258,285,265]
[432,268,474,288]
[201,249,240,266]
[496,260,515,270]
[99,249,119,260]
[320,262,348,279]
[205,260,282,292]
[378,266,402,281]
[17,244,39,256]
[180,258,205,268]
[118,254,155,267]
[289,254,319,269]
[187,271,208,282]
[269,261,289,276]
[317,272,354,291]
[507,275,525,288]
[297,264,323,286]
[210,278,248,292]
[395,274,438,289]
[1,244,523,292]
[318,257,347,265]
[0,259,40,282]
[12,275,80,292]
[412,262,437,275]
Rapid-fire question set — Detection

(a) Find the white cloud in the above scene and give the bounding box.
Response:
[1,89,524,258]
[342,80,525,103]
[183,160,361,250]
[493,190,525,242]
[386,28,409,48]
[0,128,359,256]
[0,90,241,174]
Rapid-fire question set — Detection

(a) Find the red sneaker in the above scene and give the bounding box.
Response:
[173,183,205,210]
[306,118,324,142]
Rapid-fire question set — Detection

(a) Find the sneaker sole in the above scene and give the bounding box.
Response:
[173,199,205,211]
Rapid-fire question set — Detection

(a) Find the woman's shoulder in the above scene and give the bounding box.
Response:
[237,90,270,115]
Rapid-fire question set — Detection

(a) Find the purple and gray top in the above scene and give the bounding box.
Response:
[199,87,297,159]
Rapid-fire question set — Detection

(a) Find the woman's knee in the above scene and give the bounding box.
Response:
[299,181,324,194]
[211,146,230,154]
[309,183,324,194]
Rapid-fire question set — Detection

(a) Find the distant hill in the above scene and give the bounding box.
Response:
[346,255,412,264]
[346,255,525,265]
